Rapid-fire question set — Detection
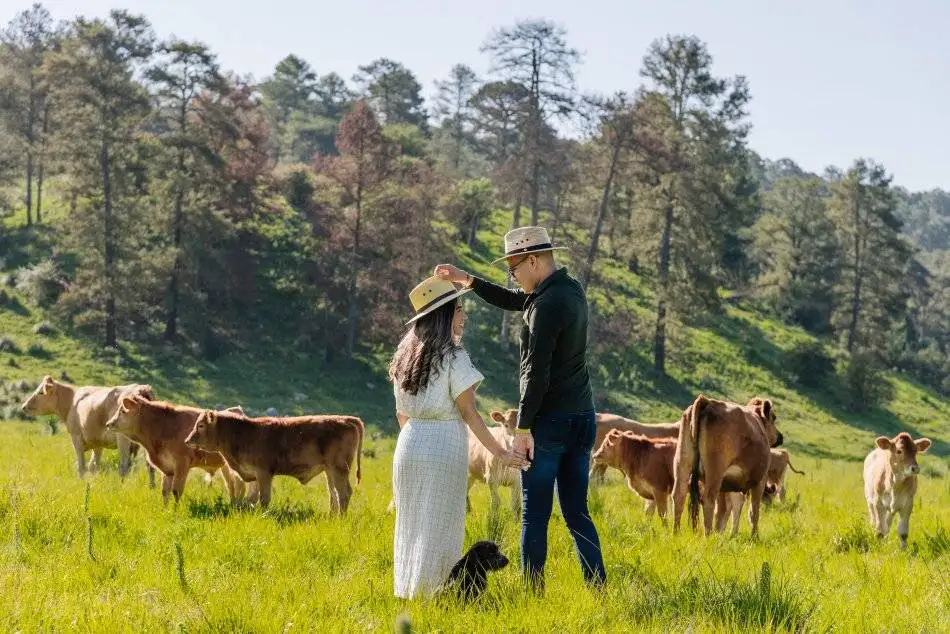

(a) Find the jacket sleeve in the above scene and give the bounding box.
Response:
[470,276,529,312]
[516,298,562,431]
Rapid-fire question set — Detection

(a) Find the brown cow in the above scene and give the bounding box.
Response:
[21,375,156,482]
[671,394,782,537]
[762,448,805,503]
[184,409,364,514]
[105,397,246,505]
[864,432,932,549]
[590,413,681,484]
[466,409,522,515]
[592,429,677,524]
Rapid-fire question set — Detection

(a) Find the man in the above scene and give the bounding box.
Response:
[435,226,606,592]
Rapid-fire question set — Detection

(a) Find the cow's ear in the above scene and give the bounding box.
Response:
[916,438,932,453]
[875,436,893,451]
[490,411,505,423]
[40,375,53,394]
[120,396,137,413]
[207,411,218,425]
[139,385,154,400]
[761,399,773,420]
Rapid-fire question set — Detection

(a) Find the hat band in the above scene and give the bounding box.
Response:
[413,289,458,315]
[506,242,553,256]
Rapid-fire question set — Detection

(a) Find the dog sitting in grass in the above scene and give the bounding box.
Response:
[443,541,510,601]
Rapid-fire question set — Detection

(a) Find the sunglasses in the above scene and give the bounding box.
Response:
[507,256,530,281]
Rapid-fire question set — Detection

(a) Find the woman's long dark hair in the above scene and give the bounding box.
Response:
[389,298,460,395]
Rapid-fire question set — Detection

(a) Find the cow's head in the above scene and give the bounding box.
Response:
[489,409,518,435]
[591,428,626,467]
[876,432,931,478]
[21,375,58,416]
[185,411,218,450]
[748,397,782,448]
[105,394,147,435]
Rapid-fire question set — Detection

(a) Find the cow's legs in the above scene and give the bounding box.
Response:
[714,492,730,533]
[255,473,273,508]
[465,476,474,513]
[879,504,894,538]
[70,432,87,478]
[146,463,156,489]
[644,499,656,516]
[671,444,691,533]
[88,447,103,473]
[488,482,501,513]
[701,474,724,536]
[171,467,189,505]
[896,506,912,550]
[589,461,608,486]
[748,482,766,539]
[730,494,745,537]
[220,467,245,505]
[776,474,787,503]
[161,473,174,505]
[654,493,669,527]
[117,435,132,477]
[511,471,522,516]
[246,480,260,506]
[327,468,352,515]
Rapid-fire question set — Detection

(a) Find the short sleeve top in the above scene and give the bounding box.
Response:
[394,349,485,420]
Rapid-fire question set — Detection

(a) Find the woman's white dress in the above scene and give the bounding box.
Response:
[392,349,485,599]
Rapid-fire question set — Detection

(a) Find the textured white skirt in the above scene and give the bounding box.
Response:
[392,418,468,599]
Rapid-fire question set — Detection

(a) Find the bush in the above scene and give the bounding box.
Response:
[0,336,19,354]
[841,350,894,412]
[33,321,55,336]
[787,340,835,388]
[15,260,64,308]
[27,343,51,359]
[1,271,16,287]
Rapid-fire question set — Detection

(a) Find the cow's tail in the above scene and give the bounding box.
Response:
[354,417,364,485]
[787,459,805,476]
[688,394,708,528]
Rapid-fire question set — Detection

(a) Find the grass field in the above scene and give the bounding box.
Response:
[1,419,948,633]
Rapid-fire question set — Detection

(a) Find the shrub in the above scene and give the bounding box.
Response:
[840,350,894,412]
[787,340,835,388]
[0,336,19,354]
[33,322,55,336]
[15,260,64,308]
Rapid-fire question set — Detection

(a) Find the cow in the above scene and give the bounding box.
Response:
[184,409,364,515]
[591,429,677,525]
[466,409,522,515]
[762,448,805,503]
[590,413,680,485]
[21,375,157,483]
[863,432,932,549]
[671,394,782,538]
[105,396,246,505]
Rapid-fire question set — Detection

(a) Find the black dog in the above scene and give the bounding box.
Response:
[444,540,510,601]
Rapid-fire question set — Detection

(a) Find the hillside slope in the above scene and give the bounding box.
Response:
[1,209,949,466]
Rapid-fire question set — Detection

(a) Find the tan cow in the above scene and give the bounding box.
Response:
[21,375,156,481]
[105,396,246,505]
[863,432,932,549]
[466,409,522,515]
[671,394,782,537]
[762,448,805,503]
[185,409,364,514]
[590,413,680,484]
[592,429,677,524]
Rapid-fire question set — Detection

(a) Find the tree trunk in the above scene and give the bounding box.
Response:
[467,212,480,248]
[584,139,622,287]
[101,132,117,348]
[346,178,363,358]
[654,204,674,374]
[502,182,526,347]
[36,100,49,223]
[529,159,541,226]
[24,152,33,226]
[163,165,186,340]
[846,199,863,353]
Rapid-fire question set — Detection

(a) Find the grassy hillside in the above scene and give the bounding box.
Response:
[2,207,950,631]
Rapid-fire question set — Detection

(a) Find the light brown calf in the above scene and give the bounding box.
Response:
[592,429,677,525]
[21,375,155,482]
[185,410,364,514]
[105,397,246,505]
[762,448,805,503]
[672,394,782,537]
[863,432,931,549]
[590,413,681,484]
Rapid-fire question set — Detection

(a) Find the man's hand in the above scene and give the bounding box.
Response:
[434,264,472,287]
[513,432,534,462]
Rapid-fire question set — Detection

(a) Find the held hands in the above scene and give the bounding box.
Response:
[498,447,531,471]
[513,433,534,463]
[433,264,472,287]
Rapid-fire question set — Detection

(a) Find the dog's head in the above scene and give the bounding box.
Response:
[446,540,510,600]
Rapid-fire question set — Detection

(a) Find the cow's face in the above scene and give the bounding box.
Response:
[105,396,143,435]
[185,411,217,450]
[21,376,58,415]
[489,409,518,436]
[591,429,624,467]
[749,398,782,448]
[876,433,931,478]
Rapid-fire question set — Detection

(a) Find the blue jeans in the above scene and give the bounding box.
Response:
[521,410,606,591]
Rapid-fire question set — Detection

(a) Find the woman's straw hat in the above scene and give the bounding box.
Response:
[405,276,472,325]
[490,226,568,264]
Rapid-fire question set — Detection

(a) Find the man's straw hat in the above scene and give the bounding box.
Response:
[405,276,471,325]
[490,226,568,265]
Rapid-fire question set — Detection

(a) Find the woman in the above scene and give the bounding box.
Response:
[390,276,528,600]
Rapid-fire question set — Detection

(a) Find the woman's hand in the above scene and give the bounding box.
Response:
[434,264,473,287]
[496,448,531,471]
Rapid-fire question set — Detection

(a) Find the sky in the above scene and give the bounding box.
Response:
[5,0,949,191]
